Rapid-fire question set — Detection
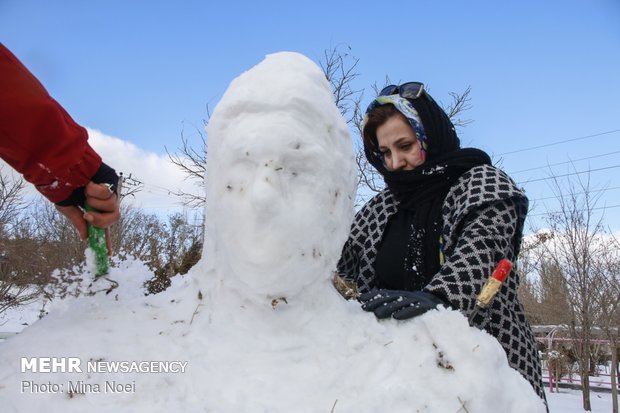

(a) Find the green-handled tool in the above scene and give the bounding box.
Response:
[85,203,109,277]
[84,176,122,281]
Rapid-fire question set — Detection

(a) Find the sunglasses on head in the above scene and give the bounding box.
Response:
[379,81,425,100]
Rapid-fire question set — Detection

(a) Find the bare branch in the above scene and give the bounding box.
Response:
[320,45,363,126]
[0,166,27,234]
[443,86,473,129]
[166,121,208,208]
[117,172,144,201]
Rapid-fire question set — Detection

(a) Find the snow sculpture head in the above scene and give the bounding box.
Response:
[205,52,356,299]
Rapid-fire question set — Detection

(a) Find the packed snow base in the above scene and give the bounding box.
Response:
[0,52,545,412]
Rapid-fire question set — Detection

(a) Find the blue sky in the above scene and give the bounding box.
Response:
[2,0,619,230]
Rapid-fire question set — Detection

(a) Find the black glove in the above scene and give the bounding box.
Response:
[56,162,119,207]
[359,289,447,320]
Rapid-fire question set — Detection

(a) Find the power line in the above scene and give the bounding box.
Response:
[528,204,620,217]
[509,150,620,174]
[517,165,620,185]
[497,129,620,156]
[528,186,620,203]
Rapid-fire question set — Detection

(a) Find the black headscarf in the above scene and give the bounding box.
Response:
[364,92,492,280]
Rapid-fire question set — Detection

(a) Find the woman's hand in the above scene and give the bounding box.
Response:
[359,289,448,320]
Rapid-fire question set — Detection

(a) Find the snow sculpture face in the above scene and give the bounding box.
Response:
[205,52,356,299]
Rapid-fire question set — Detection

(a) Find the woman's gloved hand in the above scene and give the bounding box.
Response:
[359,289,448,320]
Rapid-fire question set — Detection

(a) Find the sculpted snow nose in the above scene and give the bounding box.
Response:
[250,165,281,215]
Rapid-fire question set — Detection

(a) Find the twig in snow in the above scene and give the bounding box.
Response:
[190,303,203,325]
[456,397,470,413]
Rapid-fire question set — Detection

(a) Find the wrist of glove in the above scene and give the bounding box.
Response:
[56,162,119,207]
[358,289,448,320]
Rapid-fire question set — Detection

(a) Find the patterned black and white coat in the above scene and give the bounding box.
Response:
[337,164,545,400]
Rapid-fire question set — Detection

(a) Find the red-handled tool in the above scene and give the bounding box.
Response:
[468,259,513,324]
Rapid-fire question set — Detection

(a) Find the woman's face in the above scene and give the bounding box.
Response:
[376,115,426,171]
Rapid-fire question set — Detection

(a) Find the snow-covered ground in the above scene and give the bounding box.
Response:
[0,52,590,412]
[548,388,616,412]
[0,297,45,338]
[542,367,618,392]
[0,266,615,413]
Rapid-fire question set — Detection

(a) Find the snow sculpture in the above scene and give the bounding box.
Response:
[203,51,356,303]
[0,52,546,413]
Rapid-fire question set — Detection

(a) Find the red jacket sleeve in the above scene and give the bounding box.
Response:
[0,43,102,203]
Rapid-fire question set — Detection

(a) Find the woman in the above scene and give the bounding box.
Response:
[336,82,546,401]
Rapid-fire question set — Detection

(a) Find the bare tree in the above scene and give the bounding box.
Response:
[0,166,27,235]
[166,123,208,209]
[443,86,473,129]
[320,45,378,207]
[529,170,613,411]
[539,260,572,325]
[517,274,544,324]
[117,172,144,202]
[0,167,40,314]
[320,45,363,126]
[592,233,620,412]
[110,203,165,261]
[519,237,572,326]
[0,258,40,315]
[144,211,203,294]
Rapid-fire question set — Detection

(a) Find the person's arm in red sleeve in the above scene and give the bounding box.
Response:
[0,43,119,247]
